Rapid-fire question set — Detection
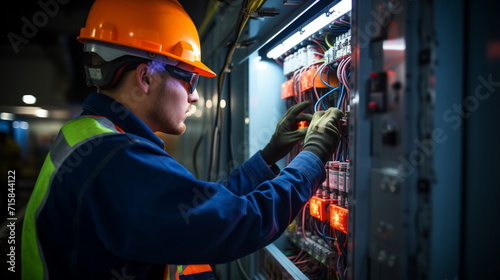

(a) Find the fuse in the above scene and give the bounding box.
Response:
[329,162,340,204]
[346,162,351,194]
[321,176,329,199]
[326,161,334,189]
[338,162,346,193]
[337,163,347,207]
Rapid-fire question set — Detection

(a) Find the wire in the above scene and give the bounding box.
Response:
[199,0,222,36]
[192,123,208,178]
[335,56,351,112]
[314,87,337,112]
[319,66,336,89]
[226,71,235,171]
[236,259,252,280]
[325,33,334,48]
[207,0,265,181]
[336,84,345,109]
[312,63,326,102]
[311,39,327,52]
[301,203,309,241]
[321,220,337,244]
[337,254,345,280]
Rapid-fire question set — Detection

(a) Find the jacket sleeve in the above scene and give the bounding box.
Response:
[86,136,325,265]
[216,151,279,196]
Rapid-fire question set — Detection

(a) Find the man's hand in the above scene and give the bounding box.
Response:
[302,107,344,164]
[261,101,313,165]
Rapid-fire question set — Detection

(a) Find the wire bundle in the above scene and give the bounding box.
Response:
[336,56,351,112]
[285,248,330,279]
[206,0,267,180]
[280,16,351,279]
[334,229,348,280]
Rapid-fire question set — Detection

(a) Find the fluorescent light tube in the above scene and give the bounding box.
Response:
[267,0,352,59]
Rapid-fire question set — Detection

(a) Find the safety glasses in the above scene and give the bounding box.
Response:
[164,65,200,93]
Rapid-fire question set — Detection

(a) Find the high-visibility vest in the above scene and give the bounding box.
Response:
[21,116,215,280]
[164,264,215,280]
[22,116,123,279]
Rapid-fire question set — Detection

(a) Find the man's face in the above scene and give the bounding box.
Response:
[147,70,199,135]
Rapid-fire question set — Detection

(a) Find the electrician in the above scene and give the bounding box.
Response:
[21,0,343,279]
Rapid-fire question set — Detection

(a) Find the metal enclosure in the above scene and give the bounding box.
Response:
[196,0,500,278]
[350,0,500,279]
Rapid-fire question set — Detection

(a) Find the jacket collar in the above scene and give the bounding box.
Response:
[80,92,165,149]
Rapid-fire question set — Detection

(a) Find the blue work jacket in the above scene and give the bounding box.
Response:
[23,92,326,279]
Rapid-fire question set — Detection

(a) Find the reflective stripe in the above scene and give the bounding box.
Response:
[62,116,119,147]
[165,265,179,280]
[164,265,214,280]
[21,155,55,280]
[21,116,121,280]
[49,132,71,166]
[179,264,212,276]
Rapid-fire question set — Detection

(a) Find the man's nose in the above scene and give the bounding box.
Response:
[189,88,199,103]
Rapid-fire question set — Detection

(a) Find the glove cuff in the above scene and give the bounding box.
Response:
[260,145,276,165]
[303,144,330,164]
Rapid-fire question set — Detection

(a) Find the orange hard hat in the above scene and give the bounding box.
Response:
[78,0,216,77]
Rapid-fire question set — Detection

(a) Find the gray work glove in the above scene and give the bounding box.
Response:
[302,107,344,164]
[261,101,313,165]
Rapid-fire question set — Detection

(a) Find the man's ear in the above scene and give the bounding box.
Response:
[135,63,152,93]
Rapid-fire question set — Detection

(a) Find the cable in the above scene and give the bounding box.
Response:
[336,56,351,112]
[314,87,337,112]
[199,0,222,36]
[312,63,326,102]
[226,71,235,171]
[320,66,336,89]
[207,0,266,181]
[236,259,252,280]
[321,220,337,245]
[325,33,334,48]
[337,253,345,280]
[301,203,309,241]
[192,124,208,178]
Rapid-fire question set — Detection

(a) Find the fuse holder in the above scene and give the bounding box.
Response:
[300,67,339,92]
[281,79,294,99]
[297,120,309,129]
[330,204,348,234]
[309,196,330,221]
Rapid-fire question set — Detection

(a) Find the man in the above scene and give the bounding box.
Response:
[21,0,343,279]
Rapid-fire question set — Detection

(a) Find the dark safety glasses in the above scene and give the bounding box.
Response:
[164,65,200,93]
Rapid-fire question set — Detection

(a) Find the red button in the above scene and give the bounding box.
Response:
[368,101,378,110]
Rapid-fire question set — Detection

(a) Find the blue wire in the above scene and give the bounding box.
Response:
[337,230,348,255]
[314,87,338,112]
[335,139,343,161]
[313,219,336,242]
[337,253,345,280]
[336,230,348,279]
[322,221,336,243]
[336,83,345,108]
[320,69,337,89]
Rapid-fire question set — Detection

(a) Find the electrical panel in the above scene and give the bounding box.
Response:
[253,2,353,278]
[239,0,498,278]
